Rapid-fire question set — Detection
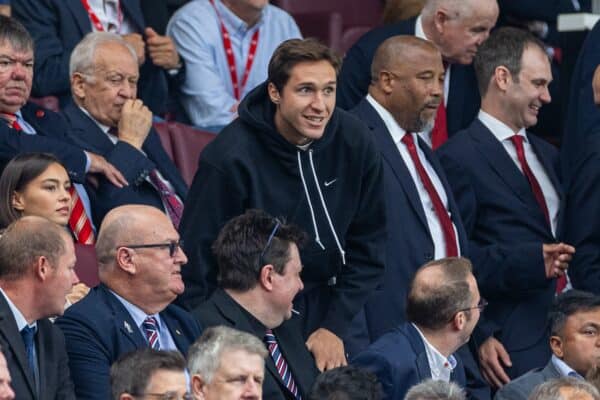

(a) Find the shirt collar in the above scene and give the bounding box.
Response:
[551,355,584,379]
[366,94,429,144]
[109,289,162,331]
[78,106,118,144]
[412,323,457,373]
[478,109,527,142]
[0,287,37,331]
[415,15,427,41]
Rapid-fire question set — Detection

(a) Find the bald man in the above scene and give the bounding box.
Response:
[338,0,499,148]
[57,205,201,400]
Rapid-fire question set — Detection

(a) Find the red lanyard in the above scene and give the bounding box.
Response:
[209,0,260,101]
[80,0,122,33]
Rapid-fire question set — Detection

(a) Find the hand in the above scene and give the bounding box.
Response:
[145,27,180,69]
[86,152,128,188]
[305,328,347,371]
[122,33,146,65]
[118,99,153,149]
[593,65,600,105]
[543,242,575,279]
[478,336,512,388]
[65,283,90,308]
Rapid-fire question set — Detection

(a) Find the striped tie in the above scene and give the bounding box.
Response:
[68,186,95,244]
[264,329,301,399]
[143,316,160,350]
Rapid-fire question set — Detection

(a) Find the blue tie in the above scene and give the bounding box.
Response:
[20,326,39,392]
[264,329,301,399]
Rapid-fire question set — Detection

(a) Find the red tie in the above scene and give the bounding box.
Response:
[68,186,95,244]
[0,113,22,131]
[401,133,458,256]
[148,169,184,228]
[431,62,449,150]
[509,135,565,292]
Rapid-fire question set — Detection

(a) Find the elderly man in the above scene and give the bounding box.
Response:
[529,378,600,400]
[56,205,201,400]
[62,32,187,226]
[404,380,466,400]
[167,0,301,130]
[12,0,181,115]
[0,216,79,400]
[338,0,498,148]
[437,27,575,386]
[188,326,267,400]
[495,291,600,400]
[110,349,189,400]
[353,257,482,400]
[194,209,320,400]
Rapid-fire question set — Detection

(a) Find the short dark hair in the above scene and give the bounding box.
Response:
[474,27,547,97]
[0,216,68,281]
[212,209,307,291]
[110,349,186,400]
[309,366,383,400]
[0,15,34,53]
[406,257,473,330]
[0,153,67,228]
[268,38,341,92]
[549,290,600,337]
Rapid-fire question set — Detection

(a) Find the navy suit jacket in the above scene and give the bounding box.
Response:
[56,284,201,400]
[0,102,87,182]
[350,99,468,341]
[193,289,319,400]
[12,0,169,115]
[336,18,480,136]
[0,293,76,400]
[62,103,187,225]
[352,323,466,400]
[436,119,561,370]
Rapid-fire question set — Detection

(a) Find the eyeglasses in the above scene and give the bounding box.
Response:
[132,391,193,400]
[119,240,184,257]
[259,219,281,265]
[457,298,488,314]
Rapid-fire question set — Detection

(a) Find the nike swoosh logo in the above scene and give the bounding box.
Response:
[324,179,337,187]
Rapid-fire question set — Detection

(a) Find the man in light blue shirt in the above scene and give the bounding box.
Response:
[495,290,600,400]
[167,0,301,131]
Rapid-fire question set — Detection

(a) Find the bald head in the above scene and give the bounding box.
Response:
[371,35,439,82]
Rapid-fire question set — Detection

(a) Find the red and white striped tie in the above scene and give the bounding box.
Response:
[68,186,95,244]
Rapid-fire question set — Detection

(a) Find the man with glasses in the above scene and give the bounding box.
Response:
[57,204,201,400]
[194,209,319,400]
[62,31,187,227]
[353,257,483,400]
[110,349,191,400]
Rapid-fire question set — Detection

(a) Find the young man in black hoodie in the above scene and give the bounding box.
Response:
[179,38,386,372]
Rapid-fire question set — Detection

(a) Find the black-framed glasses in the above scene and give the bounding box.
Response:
[132,391,193,400]
[259,219,281,265]
[457,298,488,314]
[119,240,184,257]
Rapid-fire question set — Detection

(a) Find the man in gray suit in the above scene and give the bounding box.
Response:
[495,290,600,400]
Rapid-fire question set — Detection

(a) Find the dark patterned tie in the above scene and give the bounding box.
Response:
[264,329,301,399]
[142,316,160,350]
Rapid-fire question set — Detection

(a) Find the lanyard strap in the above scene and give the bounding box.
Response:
[209,0,260,100]
[80,0,122,33]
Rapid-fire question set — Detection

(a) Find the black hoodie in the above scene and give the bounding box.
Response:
[179,82,386,337]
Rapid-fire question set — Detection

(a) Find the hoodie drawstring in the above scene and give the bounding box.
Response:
[298,151,325,250]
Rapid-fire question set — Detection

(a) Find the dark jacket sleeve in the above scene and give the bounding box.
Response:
[48,322,77,400]
[336,42,373,110]
[352,349,416,400]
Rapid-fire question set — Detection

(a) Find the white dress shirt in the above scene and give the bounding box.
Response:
[367,95,460,259]
[478,110,560,236]
[412,323,457,382]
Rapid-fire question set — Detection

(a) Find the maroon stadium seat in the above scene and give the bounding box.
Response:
[167,122,216,187]
[74,243,99,287]
[153,121,175,162]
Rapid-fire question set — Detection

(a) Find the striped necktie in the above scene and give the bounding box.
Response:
[264,329,301,399]
[143,316,160,350]
[68,186,95,244]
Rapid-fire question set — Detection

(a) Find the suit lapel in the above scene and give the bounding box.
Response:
[97,286,147,348]
[527,133,562,199]
[405,324,431,379]
[67,0,93,35]
[64,104,116,154]
[446,66,466,135]
[120,0,145,32]
[160,309,188,353]
[356,100,430,233]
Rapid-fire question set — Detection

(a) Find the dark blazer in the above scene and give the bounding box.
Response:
[563,136,600,293]
[336,18,480,136]
[0,102,87,182]
[494,360,561,400]
[436,118,561,376]
[56,284,201,400]
[350,99,468,341]
[352,323,466,400]
[12,0,169,115]
[0,292,76,400]
[193,289,319,400]
[61,103,187,225]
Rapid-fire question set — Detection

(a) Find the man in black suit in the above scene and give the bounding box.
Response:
[63,32,187,226]
[0,216,80,400]
[193,209,320,400]
[337,0,498,147]
[437,27,575,387]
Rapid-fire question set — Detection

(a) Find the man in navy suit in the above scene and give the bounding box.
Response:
[337,0,498,146]
[12,0,181,115]
[56,205,201,400]
[62,32,187,226]
[353,257,481,400]
[0,216,79,400]
[437,27,575,388]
